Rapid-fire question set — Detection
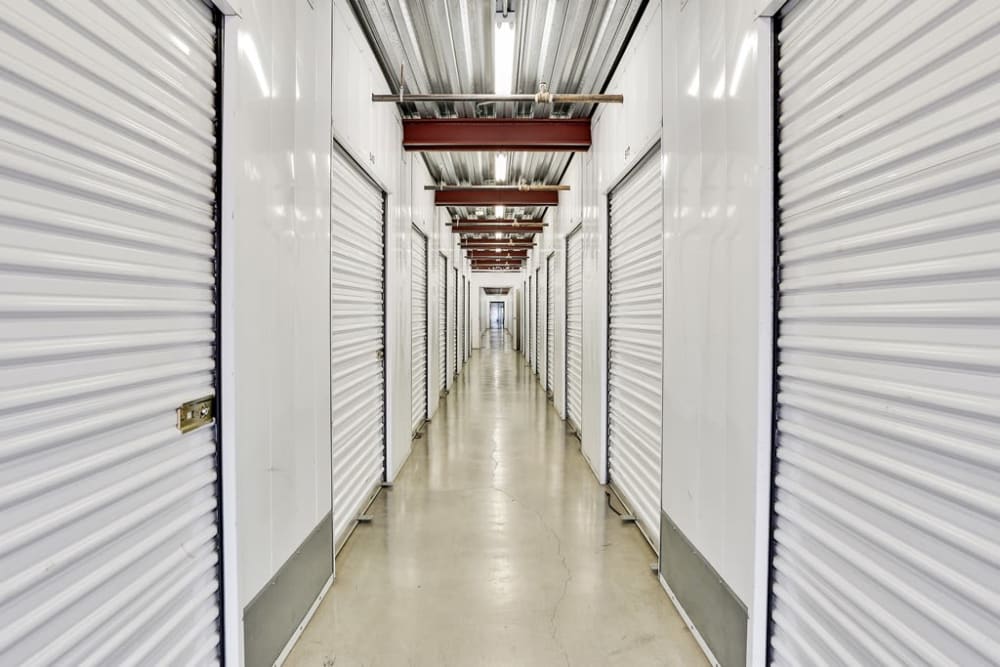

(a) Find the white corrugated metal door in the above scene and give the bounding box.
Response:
[534,268,541,375]
[410,226,427,436]
[439,254,447,393]
[451,267,458,377]
[331,146,385,552]
[0,2,222,663]
[566,226,584,434]
[520,281,528,358]
[459,275,466,367]
[769,2,1000,663]
[607,147,662,549]
[526,276,532,364]
[546,254,554,394]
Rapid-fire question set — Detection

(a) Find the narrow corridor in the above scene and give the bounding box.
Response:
[286,332,705,666]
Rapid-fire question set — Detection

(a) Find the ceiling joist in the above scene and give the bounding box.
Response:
[461,239,535,247]
[404,119,590,152]
[452,218,544,225]
[450,224,544,234]
[466,250,529,258]
[435,189,558,207]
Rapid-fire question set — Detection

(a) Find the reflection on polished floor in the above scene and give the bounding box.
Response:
[286,330,706,666]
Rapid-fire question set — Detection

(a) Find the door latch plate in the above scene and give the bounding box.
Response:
[177,396,215,433]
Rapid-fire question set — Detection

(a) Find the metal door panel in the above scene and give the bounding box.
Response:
[331,147,385,553]
[452,267,458,377]
[546,254,554,394]
[534,268,541,375]
[459,275,466,367]
[566,226,584,434]
[410,227,427,435]
[0,2,222,662]
[607,148,663,550]
[439,254,447,393]
[769,2,1000,663]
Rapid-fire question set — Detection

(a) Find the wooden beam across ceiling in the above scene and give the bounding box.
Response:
[403,118,591,152]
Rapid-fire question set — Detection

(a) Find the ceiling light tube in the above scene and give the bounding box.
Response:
[494,18,515,96]
[495,153,508,183]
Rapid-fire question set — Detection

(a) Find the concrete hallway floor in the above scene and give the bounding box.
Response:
[285,330,707,666]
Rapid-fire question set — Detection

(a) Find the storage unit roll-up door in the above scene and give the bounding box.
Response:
[527,276,532,364]
[0,2,222,663]
[566,226,584,434]
[451,267,458,377]
[459,275,466,367]
[546,254,554,393]
[607,148,663,550]
[439,254,447,393]
[331,146,385,553]
[769,2,1000,663]
[410,226,427,435]
[534,268,541,375]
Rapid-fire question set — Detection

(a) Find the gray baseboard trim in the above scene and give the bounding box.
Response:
[660,510,747,667]
[244,512,333,667]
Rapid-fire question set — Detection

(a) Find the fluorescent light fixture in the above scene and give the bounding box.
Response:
[495,205,505,218]
[494,20,515,95]
[495,248,501,253]
[495,154,508,182]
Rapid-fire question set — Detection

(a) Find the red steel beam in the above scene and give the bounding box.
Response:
[470,258,524,265]
[462,241,535,251]
[470,255,525,260]
[450,224,544,234]
[436,189,558,207]
[466,250,529,259]
[454,218,545,230]
[404,118,590,152]
[461,240,536,247]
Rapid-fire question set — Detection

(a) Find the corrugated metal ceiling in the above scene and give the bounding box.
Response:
[348,0,646,188]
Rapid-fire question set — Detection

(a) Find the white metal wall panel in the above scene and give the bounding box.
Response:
[546,254,554,394]
[566,227,584,434]
[331,147,385,552]
[608,148,663,549]
[439,254,447,392]
[770,2,1000,664]
[410,226,427,435]
[0,1,222,663]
